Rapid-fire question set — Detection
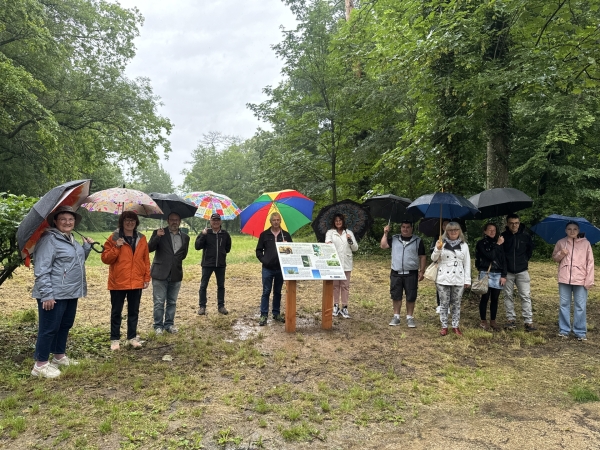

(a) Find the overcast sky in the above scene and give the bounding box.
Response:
[116,0,297,187]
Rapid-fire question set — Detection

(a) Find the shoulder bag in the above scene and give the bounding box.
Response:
[471,263,492,295]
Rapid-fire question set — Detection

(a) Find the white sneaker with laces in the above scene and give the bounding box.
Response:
[31,362,61,378]
[155,328,164,335]
[340,307,350,319]
[128,337,143,349]
[333,304,340,317]
[51,356,79,367]
[407,317,416,328]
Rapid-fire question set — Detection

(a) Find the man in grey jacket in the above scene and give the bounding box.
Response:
[148,213,190,334]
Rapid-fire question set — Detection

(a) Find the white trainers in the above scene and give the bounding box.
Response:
[31,362,61,379]
[128,337,143,349]
[340,307,350,319]
[333,304,340,317]
[110,340,120,351]
[51,356,79,367]
[155,328,164,335]
[165,326,178,334]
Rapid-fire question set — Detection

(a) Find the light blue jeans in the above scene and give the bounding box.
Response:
[503,271,533,324]
[558,283,587,338]
[152,277,181,330]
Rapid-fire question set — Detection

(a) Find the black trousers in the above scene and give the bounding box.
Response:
[110,289,142,340]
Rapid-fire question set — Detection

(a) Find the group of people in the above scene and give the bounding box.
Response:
[380,214,594,339]
[29,205,593,378]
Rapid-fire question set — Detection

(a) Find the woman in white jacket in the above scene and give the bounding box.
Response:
[325,214,359,318]
[432,222,471,336]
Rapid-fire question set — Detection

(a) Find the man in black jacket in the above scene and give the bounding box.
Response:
[148,213,190,334]
[195,213,232,315]
[255,212,292,326]
[500,213,537,331]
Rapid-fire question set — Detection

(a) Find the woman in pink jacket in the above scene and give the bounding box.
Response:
[552,221,594,340]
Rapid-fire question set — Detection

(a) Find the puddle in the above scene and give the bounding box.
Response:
[232,320,260,341]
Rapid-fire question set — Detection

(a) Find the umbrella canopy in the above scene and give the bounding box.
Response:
[468,188,533,219]
[240,189,315,238]
[311,199,373,243]
[147,193,198,220]
[363,194,413,223]
[530,214,600,244]
[406,192,479,220]
[418,217,467,238]
[81,188,162,216]
[17,179,91,264]
[183,191,241,220]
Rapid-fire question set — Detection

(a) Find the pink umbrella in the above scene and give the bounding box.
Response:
[81,187,163,216]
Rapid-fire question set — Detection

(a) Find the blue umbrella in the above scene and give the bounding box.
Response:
[406,192,479,220]
[530,214,600,244]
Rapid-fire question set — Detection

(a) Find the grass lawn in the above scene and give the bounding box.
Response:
[1,239,600,449]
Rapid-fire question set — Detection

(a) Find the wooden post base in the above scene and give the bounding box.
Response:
[285,280,297,333]
[322,280,333,330]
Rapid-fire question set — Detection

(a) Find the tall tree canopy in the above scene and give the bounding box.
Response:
[0,0,172,196]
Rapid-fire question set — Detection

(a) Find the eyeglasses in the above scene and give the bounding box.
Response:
[124,219,137,224]
[508,221,520,226]
[447,229,460,232]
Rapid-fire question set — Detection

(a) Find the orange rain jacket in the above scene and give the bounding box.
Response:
[101,230,151,290]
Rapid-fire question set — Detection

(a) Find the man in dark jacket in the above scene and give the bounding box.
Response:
[195,213,232,315]
[255,212,292,326]
[500,213,537,331]
[148,213,190,334]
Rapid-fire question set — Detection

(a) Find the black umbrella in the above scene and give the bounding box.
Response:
[418,217,467,238]
[363,194,414,223]
[312,199,373,243]
[147,193,198,220]
[17,179,92,264]
[468,188,533,219]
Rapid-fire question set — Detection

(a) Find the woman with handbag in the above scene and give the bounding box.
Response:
[552,221,594,340]
[475,223,507,331]
[432,222,471,336]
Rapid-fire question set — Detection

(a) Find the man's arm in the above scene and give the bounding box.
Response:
[380,225,391,249]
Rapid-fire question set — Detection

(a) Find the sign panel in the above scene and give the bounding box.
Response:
[276,242,347,281]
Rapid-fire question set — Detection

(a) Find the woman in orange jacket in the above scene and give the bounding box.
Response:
[101,211,150,350]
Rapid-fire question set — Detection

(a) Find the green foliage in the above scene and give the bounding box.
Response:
[569,384,600,403]
[0,193,38,285]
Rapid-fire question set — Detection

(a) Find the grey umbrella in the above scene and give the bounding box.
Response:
[147,193,199,220]
[468,188,533,219]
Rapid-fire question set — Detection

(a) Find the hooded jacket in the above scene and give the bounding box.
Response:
[552,236,595,287]
[32,229,91,301]
[195,228,231,267]
[501,224,533,274]
[101,229,151,290]
[475,235,507,277]
[256,228,292,270]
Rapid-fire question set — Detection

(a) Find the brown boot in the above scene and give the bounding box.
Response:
[489,320,500,332]
[479,320,489,331]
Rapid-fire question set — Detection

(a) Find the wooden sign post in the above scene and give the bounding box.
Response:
[284,279,334,332]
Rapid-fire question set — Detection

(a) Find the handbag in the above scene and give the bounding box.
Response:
[471,263,492,295]
[424,261,438,282]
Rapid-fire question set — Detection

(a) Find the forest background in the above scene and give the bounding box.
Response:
[2,0,600,273]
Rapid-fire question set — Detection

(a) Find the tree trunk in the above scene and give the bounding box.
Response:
[486,128,510,188]
[345,0,354,21]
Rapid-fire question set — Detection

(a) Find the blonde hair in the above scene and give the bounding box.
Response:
[441,221,467,243]
[270,212,281,220]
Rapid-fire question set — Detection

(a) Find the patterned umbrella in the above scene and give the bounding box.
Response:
[17,179,91,266]
[80,187,163,216]
[312,199,372,243]
[183,191,241,220]
[240,189,315,238]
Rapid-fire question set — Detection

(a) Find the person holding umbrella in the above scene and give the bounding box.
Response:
[432,222,471,336]
[256,212,292,326]
[325,213,359,319]
[475,223,507,331]
[552,221,594,340]
[148,212,190,334]
[31,206,94,378]
[101,211,151,350]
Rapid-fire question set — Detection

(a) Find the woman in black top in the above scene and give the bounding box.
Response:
[475,223,507,331]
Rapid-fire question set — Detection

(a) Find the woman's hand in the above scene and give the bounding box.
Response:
[42,299,56,310]
[562,248,569,256]
[436,239,443,250]
[143,282,149,289]
[500,277,506,286]
[464,284,471,289]
[496,236,504,245]
[115,237,125,247]
[83,237,95,244]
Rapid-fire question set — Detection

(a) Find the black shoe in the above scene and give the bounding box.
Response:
[273,314,285,323]
[259,316,267,326]
[504,321,516,330]
[197,307,206,315]
[524,323,537,332]
[218,306,229,315]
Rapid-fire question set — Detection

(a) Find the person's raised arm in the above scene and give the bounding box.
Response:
[380,225,391,249]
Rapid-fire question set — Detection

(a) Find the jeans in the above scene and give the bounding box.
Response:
[503,271,533,324]
[152,277,181,330]
[333,271,352,306]
[110,289,142,340]
[199,266,226,307]
[34,298,78,362]
[437,285,464,328]
[558,283,587,337]
[260,267,284,317]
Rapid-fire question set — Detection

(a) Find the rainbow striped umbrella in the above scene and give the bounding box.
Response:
[240,189,315,238]
[183,191,241,220]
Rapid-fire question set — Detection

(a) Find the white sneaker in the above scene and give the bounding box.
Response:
[333,304,340,317]
[110,340,120,351]
[165,326,178,334]
[340,307,350,319]
[51,356,79,367]
[128,337,143,349]
[155,328,164,335]
[31,362,61,378]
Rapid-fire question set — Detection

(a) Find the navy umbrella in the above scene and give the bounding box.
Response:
[147,193,198,220]
[312,199,373,243]
[530,215,600,245]
[17,179,92,264]
[407,192,479,220]
[363,194,414,223]
[468,188,533,219]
